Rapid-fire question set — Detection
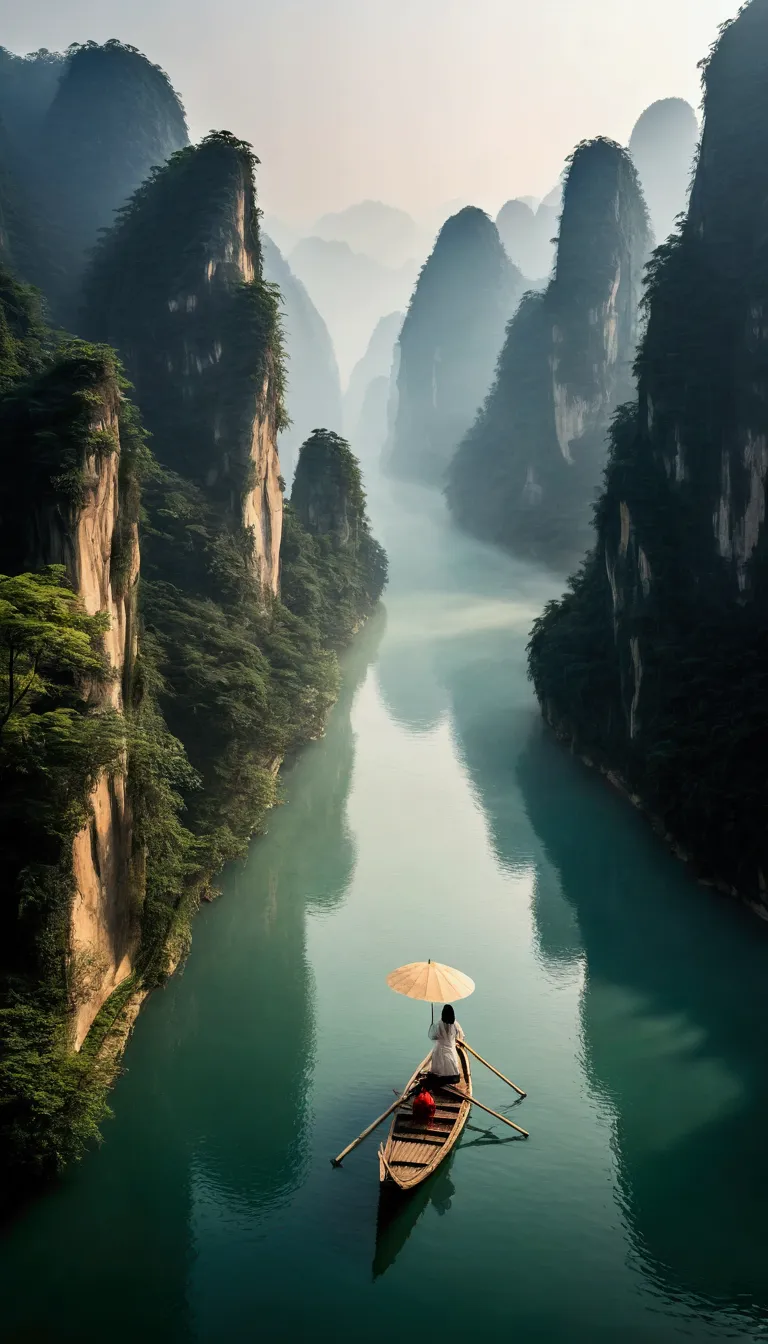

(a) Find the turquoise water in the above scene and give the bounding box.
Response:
[3,483,768,1342]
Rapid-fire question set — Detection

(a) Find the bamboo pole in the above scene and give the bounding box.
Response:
[331,1054,431,1167]
[444,1087,529,1138]
[463,1042,527,1098]
[331,1097,405,1167]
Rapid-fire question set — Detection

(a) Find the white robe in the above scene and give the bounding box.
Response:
[428,1020,464,1076]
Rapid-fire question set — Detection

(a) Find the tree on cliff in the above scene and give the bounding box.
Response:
[0,568,110,736]
[528,0,768,904]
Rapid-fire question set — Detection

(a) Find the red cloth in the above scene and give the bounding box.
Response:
[412,1087,436,1120]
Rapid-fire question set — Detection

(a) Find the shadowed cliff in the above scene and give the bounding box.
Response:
[262,232,343,484]
[447,139,651,565]
[529,0,768,908]
[14,41,188,320]
[387,207,524,487]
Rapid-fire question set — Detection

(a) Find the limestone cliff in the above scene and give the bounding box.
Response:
[84,131,283,595]
[387,207,523,486]
[528,0,768,911]
[0,344,141,1048]
[447,139,651,565]
[261,233,342,485]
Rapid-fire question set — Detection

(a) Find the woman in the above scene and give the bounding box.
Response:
[427,1004,465,1087]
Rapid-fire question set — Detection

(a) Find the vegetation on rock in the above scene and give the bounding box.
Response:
[447,139,651,564]
[528,0,768,904]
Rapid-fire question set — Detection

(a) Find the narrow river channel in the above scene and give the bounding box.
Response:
[3,481,768,1342]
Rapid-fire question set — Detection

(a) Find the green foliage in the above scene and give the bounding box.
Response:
[0,994,115,1183]
[0,567,111,735]
[84,131,286,492]
[0,264,50,389]
[289,430,388,639]
[528,1,768,901]
[446,139,651,564]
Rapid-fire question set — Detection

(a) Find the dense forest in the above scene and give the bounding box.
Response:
[446,139,651,564]
[528,0,768,908]
[386,207,524,486]
[0,59,386,1192]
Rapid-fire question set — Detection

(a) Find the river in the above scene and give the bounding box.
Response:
[3,481,768,1342]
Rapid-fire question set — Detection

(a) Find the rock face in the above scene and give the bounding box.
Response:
[84,132,283,595]
[446,140,651,564]
[629,98,699,245]
[261,233,342,485]
[528,0,768,910]
[387,207,524,486]
[0,337,142,1049]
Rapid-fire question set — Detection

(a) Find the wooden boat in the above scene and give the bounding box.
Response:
[377,1042,472,1192]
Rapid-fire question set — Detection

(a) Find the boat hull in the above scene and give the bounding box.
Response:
[378,1044,472,1192]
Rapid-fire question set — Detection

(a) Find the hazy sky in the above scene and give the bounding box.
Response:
[1,0,740,226]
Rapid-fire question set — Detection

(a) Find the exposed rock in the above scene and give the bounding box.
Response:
[529,0,768,910]
[447,139,651,564]
[84,131,283,595]
[0,340,142,1048]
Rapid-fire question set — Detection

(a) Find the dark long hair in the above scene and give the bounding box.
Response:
[441,1004,455,1025]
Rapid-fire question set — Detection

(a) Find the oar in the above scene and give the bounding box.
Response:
[463,1042,527,1098]
[444,1086,529,1138]
[331,1054,431,1168]
[331,1097,405,1168]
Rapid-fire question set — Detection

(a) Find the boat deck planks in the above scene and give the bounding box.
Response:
[378,1043,472,1192]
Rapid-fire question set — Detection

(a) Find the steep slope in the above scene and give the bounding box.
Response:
[35,41,188,319]
[0,47,63,153]
[85,131,283,596]
[289,235,418,382]
[84,131,388,862]
[344,310,403,444]
[0,266,192,1188]
[528,0,768,911]
[287,429,388,641]
[447,140,651,564]
[629,98,699,245]
[261,233,342,484]
[387,207,524,486]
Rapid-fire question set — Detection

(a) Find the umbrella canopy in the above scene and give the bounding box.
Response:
[386,959,475,1004]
